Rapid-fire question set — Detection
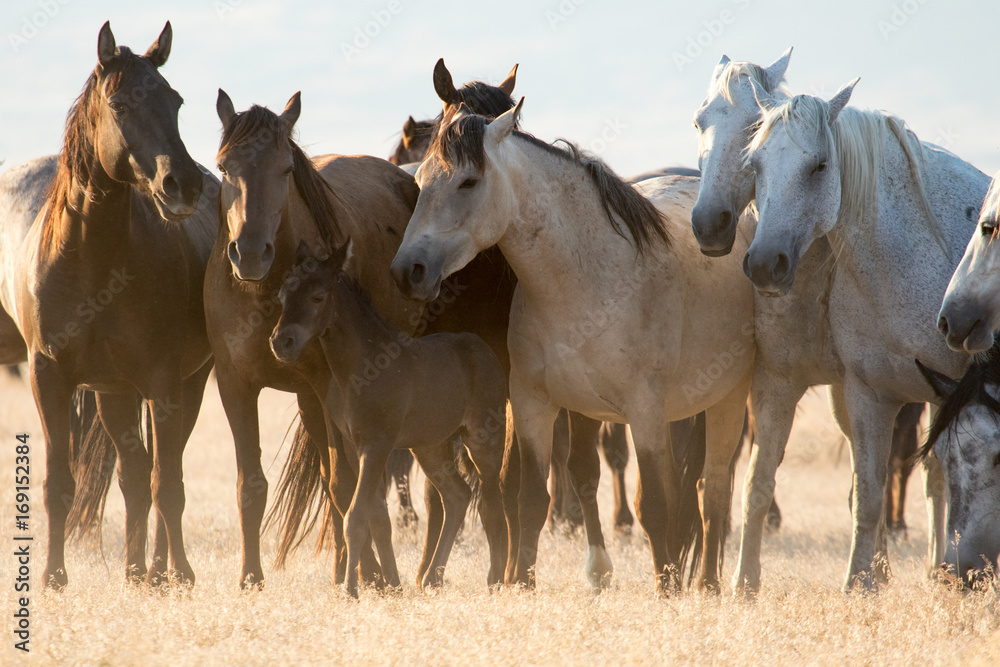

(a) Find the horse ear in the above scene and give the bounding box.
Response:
[486,97,524,147]
[434,58,458,105]
[498,63,518,96]
[710,54,731,85]
[144,21,172,68]
[748,77,776,111]
[216,89,237,133]
[827,78,859,126]
[402,116,417,147]
[294,239,311,264]
[763,47,792,91]
[97,21,119,68]
[916,359,959,399]
[329,237,354,273]
[280,91,302,132]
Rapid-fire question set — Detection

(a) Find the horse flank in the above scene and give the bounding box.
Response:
[427,113,669,254]
[217,105,345,252]
[746,98,945,253]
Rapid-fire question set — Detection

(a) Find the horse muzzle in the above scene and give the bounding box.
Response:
[691,203,737,257]
[269,326,306,364]
[938,298,995,353]
[742,243,796,297]
[390,251,444,302]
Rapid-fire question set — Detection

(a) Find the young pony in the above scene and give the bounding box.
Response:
[271,240,508,597]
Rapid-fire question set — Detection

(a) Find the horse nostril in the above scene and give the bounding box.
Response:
[162,174,180,198]
[262,243,275,265]
[227,241,240,264]
[773,253,789,279]
[719,209,732,228]
[741,252,752,279]
[938,315,949,335]
[410,263,426,285]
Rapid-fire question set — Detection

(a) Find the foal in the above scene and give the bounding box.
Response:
[270,240,508,597]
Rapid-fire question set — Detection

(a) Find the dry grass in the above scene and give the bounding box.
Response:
[1,373,998,665]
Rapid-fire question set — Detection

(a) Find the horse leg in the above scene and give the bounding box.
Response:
[416,476,444,585]
[733,364,806,597]
[842,378,899,592]
[95,392,150,581]
[500,421,520,585]
[629,412,676,595]
[509,373,559,588]
[343,445,392,598]
[600,422,634,535]
[145,379,197,586]
[921,403,947,577]
[31,356,76,589]
[698,376,751,593]
[566,413,612,591]
[462,421,508,589]
[547,409,580,530]
[387,449,419,528]
[414,442,472,589]
[216,367,267,588]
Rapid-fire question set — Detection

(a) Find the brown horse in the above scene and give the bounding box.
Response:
[271,240,508,596]
[0,22,216,587]
[388,116,435,167]
[205,89,426,589]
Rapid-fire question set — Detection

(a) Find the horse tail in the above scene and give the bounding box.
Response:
[456,444,481,524]
[265,417,332,569]
[673,412,707,587]
[66,390,134,541]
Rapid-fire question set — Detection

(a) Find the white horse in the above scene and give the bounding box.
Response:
[938,173,1000,352]
[690,51,943,594]
[390,101,755,593]
[917,356,1000,585]
[744,78,989,590]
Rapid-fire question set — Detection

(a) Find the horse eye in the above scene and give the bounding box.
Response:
[284,166,294,176]
[982,222,996,237]
[459,178,479,190]
[993,450,1000,467]
[310,292,325,304]
[217,164,227,176]
[812,161,827,175]
[109,101,127,115]
[693,120,701,132]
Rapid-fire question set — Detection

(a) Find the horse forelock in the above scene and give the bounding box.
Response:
[747,98,940,242]
[980,171,1000,227]
[714,61,789,106]
[217,105,287,159]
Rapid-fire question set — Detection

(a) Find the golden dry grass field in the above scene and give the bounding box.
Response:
[1,371,998,665]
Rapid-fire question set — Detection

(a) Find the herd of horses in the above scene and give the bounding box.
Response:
[1,22,999,599]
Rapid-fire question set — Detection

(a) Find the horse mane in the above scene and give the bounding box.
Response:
[428,80,515,145]
[713,60,789,105]
[428,113,669,254]
[979,171,1000,228]
[217,105,344,251]
[919,344,1000,461]
[747,98,945,253]
[41,47,144,253]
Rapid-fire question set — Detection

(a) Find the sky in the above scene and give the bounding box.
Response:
[2,0,999,181]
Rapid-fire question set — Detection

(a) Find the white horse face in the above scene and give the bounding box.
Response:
[691,50,792,256]
[390,104,522,301]
[939,178,1000,353]
[921,362,1000,585]
[743,82,856,296]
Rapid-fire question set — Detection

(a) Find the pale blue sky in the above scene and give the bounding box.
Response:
[2,0,999,180]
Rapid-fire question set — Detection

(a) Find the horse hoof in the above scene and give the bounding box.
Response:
[44,568,68,590]
[240,574,265,591]
[586,546,614,591]
[125,565,148,585]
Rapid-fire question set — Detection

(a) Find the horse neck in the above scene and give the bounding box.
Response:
[319,277,398,383]
[495,142,636,304]
[45,164,134,268]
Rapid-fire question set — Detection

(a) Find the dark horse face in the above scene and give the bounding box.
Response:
[270,239,351,363]
[215,90,301,281]
[94,21,203,220]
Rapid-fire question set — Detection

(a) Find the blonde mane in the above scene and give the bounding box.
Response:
[713,61,790,106]
[979,170,1000,226]
[746,96,946,253]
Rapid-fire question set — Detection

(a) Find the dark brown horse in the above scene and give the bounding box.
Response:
[0,22,216,587]
[271,240,508,596]
[205,89,426,588]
